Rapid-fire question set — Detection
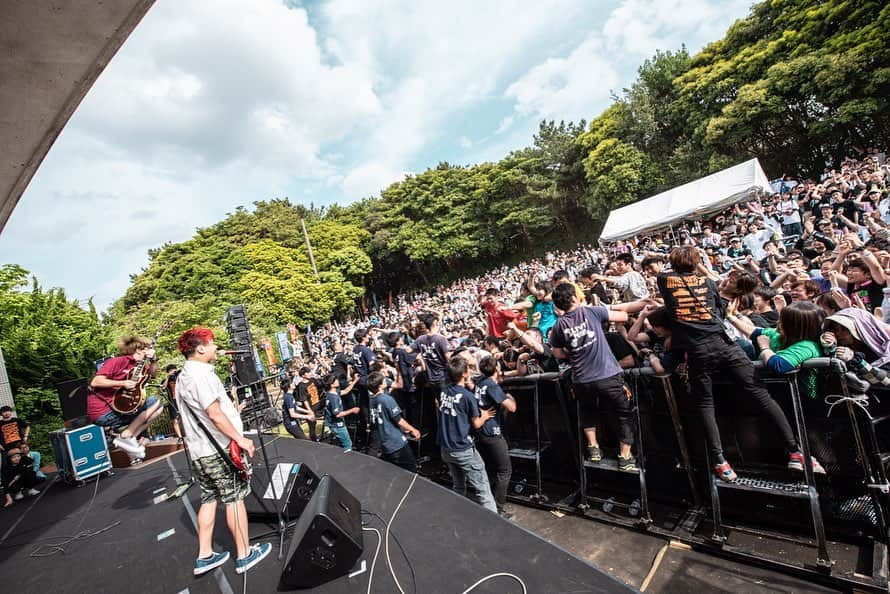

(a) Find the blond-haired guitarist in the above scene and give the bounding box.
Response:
[87,335,163,461]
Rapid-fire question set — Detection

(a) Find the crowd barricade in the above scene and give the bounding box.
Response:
[492,359,889,591]
[500,373,577,504]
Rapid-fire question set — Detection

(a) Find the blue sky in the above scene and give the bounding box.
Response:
[0,0,753,308]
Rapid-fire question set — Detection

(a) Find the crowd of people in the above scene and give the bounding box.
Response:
[3,147,889,574]
[274,146,890,504]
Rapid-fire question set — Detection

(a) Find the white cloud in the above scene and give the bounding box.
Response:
[2,0,385,308]
[495,115,515,134]
[318,0,595,195]
[76,0,380,173]
[341,162,405,199]
[501,0,751,126]
[603,0,751,57]
[459,136,473,149]
[504,34,619,123]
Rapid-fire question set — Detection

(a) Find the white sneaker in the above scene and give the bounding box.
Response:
[26,488,40,496]
[113,436,143,456]
[13,492,23,501]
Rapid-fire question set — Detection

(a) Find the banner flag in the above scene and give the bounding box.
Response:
[276,331,292,361]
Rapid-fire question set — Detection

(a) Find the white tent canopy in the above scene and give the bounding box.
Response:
[598,158,773,242]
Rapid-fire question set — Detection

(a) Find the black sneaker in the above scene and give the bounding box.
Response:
[617,454,637,472]
[587,445,602,462]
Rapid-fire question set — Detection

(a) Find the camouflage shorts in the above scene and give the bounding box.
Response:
[193,453,251,505]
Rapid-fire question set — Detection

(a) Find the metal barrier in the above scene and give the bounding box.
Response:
[575,368,652,527]
[710,362,829,569]
[486,359,890,592]
[501,373,575,504]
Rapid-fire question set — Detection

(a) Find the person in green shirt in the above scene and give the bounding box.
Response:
[725,298,827,474]
[726,299,825,374]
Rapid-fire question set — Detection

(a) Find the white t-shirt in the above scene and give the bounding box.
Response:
[743,228,773,260]
[778,198,801,224]
[176,360,244,459]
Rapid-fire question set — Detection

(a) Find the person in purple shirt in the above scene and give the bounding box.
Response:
[549,283,638,472]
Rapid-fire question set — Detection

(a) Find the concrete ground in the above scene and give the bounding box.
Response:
[507,503,842,593]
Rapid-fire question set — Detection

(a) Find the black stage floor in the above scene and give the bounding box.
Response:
[0,437,633,594]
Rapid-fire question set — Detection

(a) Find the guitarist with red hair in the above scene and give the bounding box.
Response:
[88,335,163,461]
[175,327,271,577]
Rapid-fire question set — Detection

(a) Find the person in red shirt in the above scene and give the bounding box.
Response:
[87,335,163,460]
[479,288,521,338]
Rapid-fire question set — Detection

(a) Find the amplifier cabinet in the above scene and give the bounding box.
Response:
[50,424,111,483]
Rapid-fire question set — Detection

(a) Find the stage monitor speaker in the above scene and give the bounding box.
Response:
[56,378,89,421]
[245,462,319,522]
[279,474,363,590]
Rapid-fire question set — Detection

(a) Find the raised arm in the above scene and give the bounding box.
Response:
[861,249,886,285]
[507,321,545,354]
[724,298,757,338]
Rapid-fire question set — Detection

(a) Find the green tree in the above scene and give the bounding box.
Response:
[0,264,111,463]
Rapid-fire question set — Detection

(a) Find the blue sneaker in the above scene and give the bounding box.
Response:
[235,543,271,574]
[194,551,230,576]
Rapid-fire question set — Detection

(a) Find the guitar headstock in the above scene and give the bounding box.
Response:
[152,321,174,344]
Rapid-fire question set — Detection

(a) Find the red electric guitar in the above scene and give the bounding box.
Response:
[111,322,172,414]
[228,440,252,481]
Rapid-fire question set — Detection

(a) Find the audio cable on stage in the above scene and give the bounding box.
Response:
[461,572,528,594]
[29,473,122,558]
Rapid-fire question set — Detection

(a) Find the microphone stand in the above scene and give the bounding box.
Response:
[241,376,290,559]
[162,377,196,499]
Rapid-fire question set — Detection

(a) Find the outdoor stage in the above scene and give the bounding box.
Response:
[0,437,634,594]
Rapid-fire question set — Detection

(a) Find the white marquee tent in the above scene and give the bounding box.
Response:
[598,158,773,242]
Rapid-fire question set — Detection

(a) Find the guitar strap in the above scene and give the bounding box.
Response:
[177,396,240,475]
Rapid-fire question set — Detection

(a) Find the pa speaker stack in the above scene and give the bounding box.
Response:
[279,474,364,590]
[224,304,261,386]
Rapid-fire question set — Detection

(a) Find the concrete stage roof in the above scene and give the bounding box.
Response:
[0,0,155,232]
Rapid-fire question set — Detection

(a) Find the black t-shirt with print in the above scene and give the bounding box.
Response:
[657,272,725,349]
[848,279,886,313]
[0,417,28,448]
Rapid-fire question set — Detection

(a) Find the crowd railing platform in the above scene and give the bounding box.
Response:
[481,358,890,593]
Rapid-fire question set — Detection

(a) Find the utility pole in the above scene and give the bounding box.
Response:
[301,218,320,282]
